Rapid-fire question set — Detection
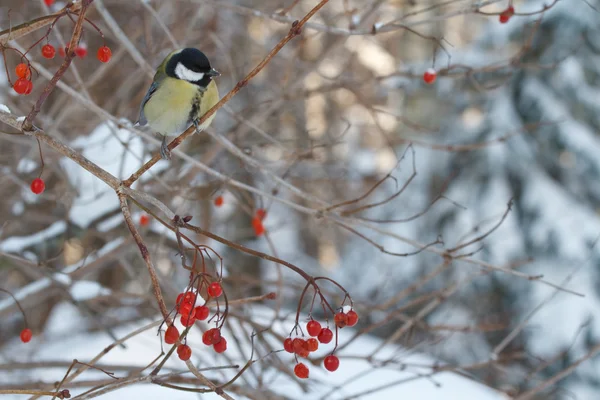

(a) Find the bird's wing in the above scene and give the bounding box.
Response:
[136,81,158,126]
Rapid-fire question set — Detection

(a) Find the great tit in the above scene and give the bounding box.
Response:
[137,48,220,160]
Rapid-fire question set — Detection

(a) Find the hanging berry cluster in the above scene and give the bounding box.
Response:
[285,308,358,378]
[7,6,112,98]
[158,229,229,363]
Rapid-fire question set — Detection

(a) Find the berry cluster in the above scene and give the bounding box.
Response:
[285,309,359,379]
[164,282,227,361]
[12,42,112,96]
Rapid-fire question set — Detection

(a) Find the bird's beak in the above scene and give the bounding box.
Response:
[208,68,221,77]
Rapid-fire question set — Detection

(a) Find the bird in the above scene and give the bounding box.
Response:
[137,48,220,160]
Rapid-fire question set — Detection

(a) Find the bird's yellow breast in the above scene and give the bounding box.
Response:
[143,78,219,136]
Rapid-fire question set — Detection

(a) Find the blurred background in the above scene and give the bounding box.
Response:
[1,0,600,399]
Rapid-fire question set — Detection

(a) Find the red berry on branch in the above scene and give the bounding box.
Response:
[97,46,112,63]
[13,78,32,95]
[59,47,66,57]
[42,44,56,59]
[252,216,265,236]
[180,314,196,327]
[20,328,32,343]
[75,45,88,58]
[30,178,45,194]
[214,196,223,207]
[306,338,319,352]
[15,63,31,79]
[318,327,333,344]
[179,302,193,317]
[294,362,309,379]
[423,68,437,84]
[203,328,221,345]
[283,338,294,353]
[306,320,322,337]
[213,337,227,353]
[499,6,515,24]
[139,214,150,226]
[256,208,267,220]
[183,292,196,304]
[207,282,223,298]
[177,344,192,360]
[202,330,213,345]
[44,0,55,5]
[292,338,306,354]
[334,312,348,328]
[194,305,209,320]
[165,325,179,344]
[346,310,359,327]
[324,355,340,372]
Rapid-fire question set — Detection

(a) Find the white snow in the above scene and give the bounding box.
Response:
[1,306,506,400]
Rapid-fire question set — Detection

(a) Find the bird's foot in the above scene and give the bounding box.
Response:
[193,119,202,133]
[160,136,171,160]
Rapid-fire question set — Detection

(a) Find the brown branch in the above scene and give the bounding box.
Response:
[117,190,170,321]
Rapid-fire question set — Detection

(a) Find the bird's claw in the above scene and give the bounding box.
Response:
[160,136,171,160]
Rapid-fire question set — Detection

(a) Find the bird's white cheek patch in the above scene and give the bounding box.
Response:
[175,63,205,82]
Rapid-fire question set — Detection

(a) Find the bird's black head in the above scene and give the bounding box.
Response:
[166,48,220,88]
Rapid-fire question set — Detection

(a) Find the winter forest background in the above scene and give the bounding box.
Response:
[1,0,600,399]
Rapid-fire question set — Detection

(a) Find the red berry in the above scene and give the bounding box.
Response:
[306,338,319,352]
[59,47,66,57]
[346,310,359,327]
[164,325,179,344]
[13,78,32,95]
[30,178,45,194]
[139,214,150,226]
[20,328,32,343]
[202,330,213,345]
[213,337,227,353]
[324,355,340,372]
[177,344,192,360]
[97,46,112,63]
[75,45,88,58]
[499,6,515,24]
[297,347,310,358]
[423,68,437,84]
[15,63,31,79]
[42,44,56,59]
[179,302,193,317]
[194,305,209,320]
[252,216,265,236]
[256,208,267,220]
[214,196,223,207]
[318,327,333,344]
[306,320,322,337]
[202,328,221,345]
[334,312,348,328]
[283,338,294,353]
[207,282,223,298]
[180,313,195,327]
[294,363,309,379]
[183,292,196,303]
[292,338,305,353]
[44,0,55,5]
